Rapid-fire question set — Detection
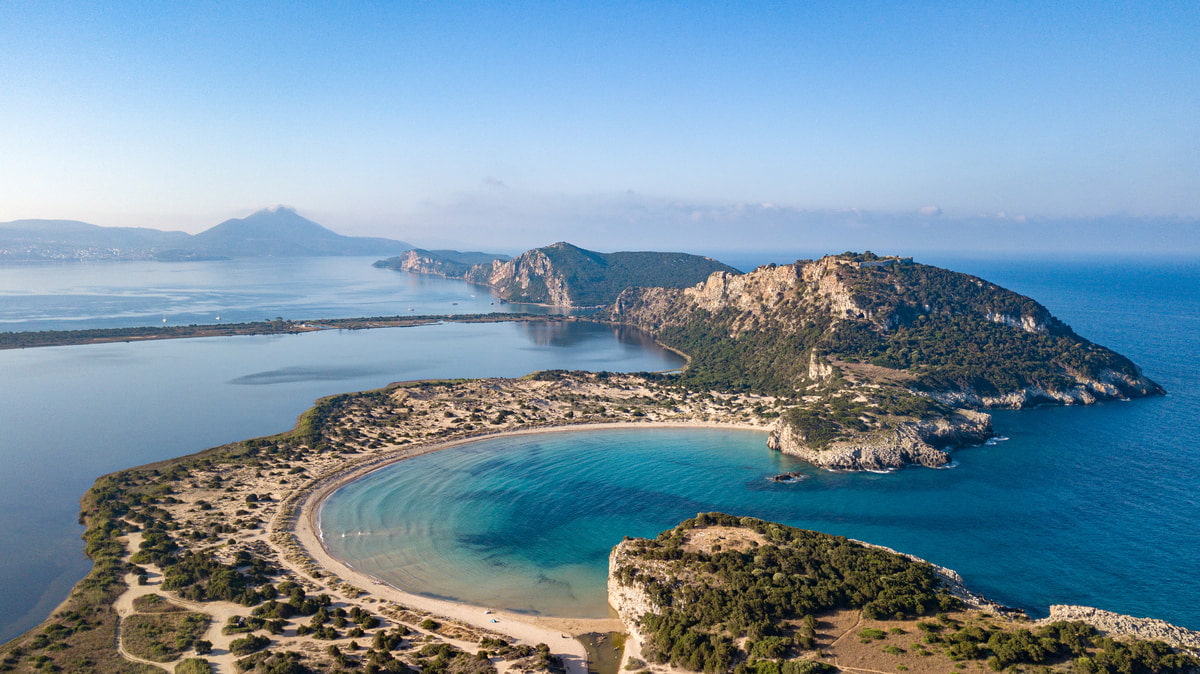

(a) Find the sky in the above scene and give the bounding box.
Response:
[1,2,1197,254]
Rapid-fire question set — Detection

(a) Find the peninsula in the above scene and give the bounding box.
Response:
[610,514,1200,673]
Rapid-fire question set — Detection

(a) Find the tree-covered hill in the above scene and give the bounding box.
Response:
[612,252,1161,407]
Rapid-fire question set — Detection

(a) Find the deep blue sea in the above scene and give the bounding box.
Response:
[322,254,1200,630]
[0,253,1197,644]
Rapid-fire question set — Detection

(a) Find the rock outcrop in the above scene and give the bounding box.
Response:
[374,248,510,278]
[1042,605,1200,651]
[767,408,993,470]
[462,242,740,307]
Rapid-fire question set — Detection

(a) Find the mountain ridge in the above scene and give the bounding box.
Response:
[0,207,412,260]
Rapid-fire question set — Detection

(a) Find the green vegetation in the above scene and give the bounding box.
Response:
[618,514,1200,674]
[122,612,210,662]
[617,254,1159,403]
[229,633,270,656]
[927,619,1200,672]
[174,659,211,674]
[615,514,960,672]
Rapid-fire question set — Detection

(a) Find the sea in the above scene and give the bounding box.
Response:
[1,252,1197,643]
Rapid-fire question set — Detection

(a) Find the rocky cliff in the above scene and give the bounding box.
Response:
[461,242,740,307]
[1041,606,1200,650]
[373,248,510,278]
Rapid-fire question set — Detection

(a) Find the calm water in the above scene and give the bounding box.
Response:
[322,255,1200,630]
[0,258,681,643]
[0,256,553,332]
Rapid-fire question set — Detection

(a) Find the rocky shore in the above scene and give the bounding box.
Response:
[766,407,993,470]
[1042,605,1200,651]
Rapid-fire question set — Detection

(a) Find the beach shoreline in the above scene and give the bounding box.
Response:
[288,420,768,629]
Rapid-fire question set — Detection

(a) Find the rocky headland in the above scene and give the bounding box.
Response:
[383,241,740,307]
[373,248,511,278]
[608,252,1163,470]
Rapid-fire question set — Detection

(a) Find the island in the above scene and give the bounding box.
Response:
[0,252,1186,674]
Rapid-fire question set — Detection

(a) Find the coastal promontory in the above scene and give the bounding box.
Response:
[382,241,740,307]
[609,252,1163,469]
[609,514,1200,673]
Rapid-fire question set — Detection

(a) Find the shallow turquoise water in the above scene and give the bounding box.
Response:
[321,428,792,617]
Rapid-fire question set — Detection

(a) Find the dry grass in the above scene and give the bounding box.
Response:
[122,612,210,663]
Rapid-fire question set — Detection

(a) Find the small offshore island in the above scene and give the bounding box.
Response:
[3,250,1194,674]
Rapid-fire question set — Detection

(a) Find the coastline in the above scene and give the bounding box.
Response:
[6,369,1200,672]
[290,420,768,625]
[0,312,563,350]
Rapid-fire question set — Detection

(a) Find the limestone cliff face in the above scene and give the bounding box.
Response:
[930,369,1163,409]
[612,257,867,337]
[608,542,669,672]
[767,408,993,470]
[462,242,741,307]
[393,250,470,277]
[465,248,574,305]
[375,249,510,279]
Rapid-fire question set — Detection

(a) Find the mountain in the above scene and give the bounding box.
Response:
[0,220,192,261]
[0,208,412,261]
[610,252,1162,468]
[189,207,411,258]
[373,248,512,277]
[450,241,741,307]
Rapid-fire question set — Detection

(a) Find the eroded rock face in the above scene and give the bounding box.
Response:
[393,250,468,277]
[466,249,573,305]
[607,542,664,670]
[767,409,993,471]
[1042,606,1200,650]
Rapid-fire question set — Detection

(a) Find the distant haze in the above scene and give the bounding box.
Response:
[0,4,1196,255]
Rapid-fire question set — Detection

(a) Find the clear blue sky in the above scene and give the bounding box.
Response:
[1,2,1197,252]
